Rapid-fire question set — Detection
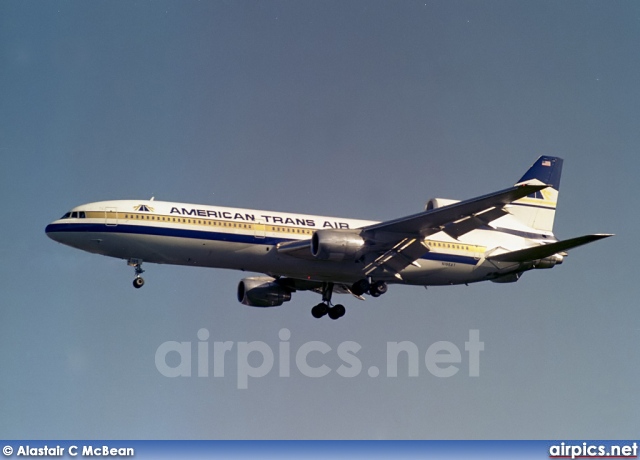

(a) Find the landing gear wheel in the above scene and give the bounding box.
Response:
[328,304,346,320]
[351,279,371,296]
[311,303,328,318]
[370,281,388,297]
[128,258,145,289]
[312,283,347,320]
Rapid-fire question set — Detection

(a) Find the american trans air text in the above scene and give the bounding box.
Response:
[168,207,349,228]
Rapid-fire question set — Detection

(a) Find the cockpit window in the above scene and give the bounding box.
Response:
[60,211,87,219]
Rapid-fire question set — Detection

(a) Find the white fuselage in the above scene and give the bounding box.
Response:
[45,199,551,286]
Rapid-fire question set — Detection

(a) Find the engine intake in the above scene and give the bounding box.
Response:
[237,276,292,307]
[311,230,365,261]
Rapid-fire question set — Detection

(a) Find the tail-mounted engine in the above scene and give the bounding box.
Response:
[532,254,564,268]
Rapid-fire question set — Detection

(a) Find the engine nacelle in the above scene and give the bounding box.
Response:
[237,276,292,307]
[533,254,564,269]
[425,198,460,211]
[491,272,522,283]
[311,229,365,261]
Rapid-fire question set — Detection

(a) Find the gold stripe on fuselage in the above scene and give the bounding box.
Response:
[425,239,485,255]
[84,211,487,254]
[84,211,316,236]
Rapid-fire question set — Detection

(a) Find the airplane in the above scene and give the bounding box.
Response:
[45,156,612,320]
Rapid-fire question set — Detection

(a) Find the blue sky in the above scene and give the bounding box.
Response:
[1,1,638,439]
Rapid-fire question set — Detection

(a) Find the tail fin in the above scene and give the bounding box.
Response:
[509,156,564,233]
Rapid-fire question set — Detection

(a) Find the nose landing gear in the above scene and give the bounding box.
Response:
[128,259,145,289]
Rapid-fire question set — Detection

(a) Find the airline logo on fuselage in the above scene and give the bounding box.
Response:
[134,204,155,212]
[169,207,350,229]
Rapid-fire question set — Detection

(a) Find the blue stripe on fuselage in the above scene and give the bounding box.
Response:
[45,222,481,265]
[45,222,285,246]
[422,252,478,265]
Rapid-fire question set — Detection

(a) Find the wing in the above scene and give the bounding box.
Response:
[361,184,546,236]
[276,184,546,279]
[358,184,547,277]
[362,237,429,279]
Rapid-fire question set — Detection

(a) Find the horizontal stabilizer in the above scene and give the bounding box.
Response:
[488,234,613,263]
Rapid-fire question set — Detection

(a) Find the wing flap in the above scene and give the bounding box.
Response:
[363,237,429,279]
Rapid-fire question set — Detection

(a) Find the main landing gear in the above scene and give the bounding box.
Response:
[311,282,346,320]
[309,279,388,320]
[128,258,145,289]
[312,303,346,320]
[350,279,388,297]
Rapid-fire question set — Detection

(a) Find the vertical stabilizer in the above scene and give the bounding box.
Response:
[510,156,563,233]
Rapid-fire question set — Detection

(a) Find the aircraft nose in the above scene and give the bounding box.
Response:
[45,223,63,243]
